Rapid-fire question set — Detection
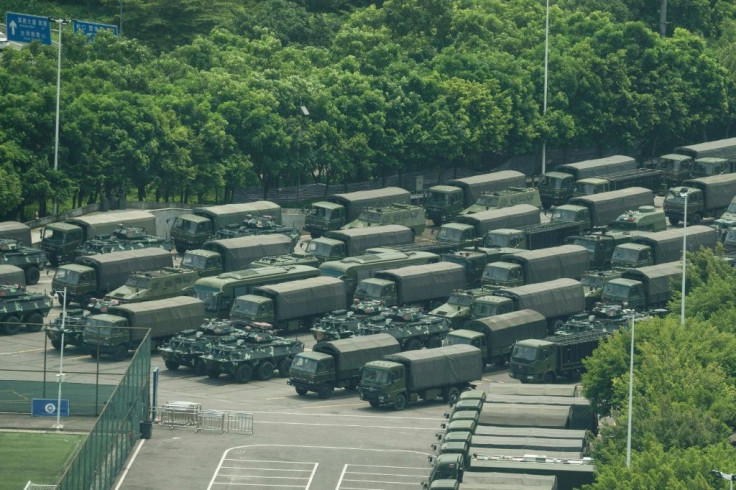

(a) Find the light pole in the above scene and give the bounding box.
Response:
[541,0,550,175]
[51,18,71,216]
[680,188,688,326]
[711,470,735,490]
[297,106,309,201]
[53,287,68,430]
[626,309,635,468]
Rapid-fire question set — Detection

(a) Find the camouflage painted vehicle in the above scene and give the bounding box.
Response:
[160,320,247,375]
[0,284,53,335]
[74,225,172,257]
[358,306,450,351]
[214,215,300,242]
[102,267,200,306]
[0,239,47,285]
[249,253,321,269]
[310,301,390,342]
[45,308,89,350]
[202,329,304,383]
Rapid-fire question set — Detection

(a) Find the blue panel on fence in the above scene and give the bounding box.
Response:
[32,398,70,417]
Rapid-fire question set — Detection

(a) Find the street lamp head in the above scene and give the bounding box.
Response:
[679,188,689,197]
[300,105,309,116]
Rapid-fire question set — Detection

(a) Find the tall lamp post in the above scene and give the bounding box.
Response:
[541,0,550,175]
[626,309,635,467]
[711,470,735,490]
[51,19,71,216]
[680,188,688,326]
[53,287,68,431]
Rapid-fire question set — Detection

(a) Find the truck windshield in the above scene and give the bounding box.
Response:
[447,294,474,307]
[445,333,471,345]
[54,268,80,284]
[482,267,508,282]
[581,274,606,289]
[611,247,639,264]
[665,190,685,203]
[361,367,390,384]
[551,208,577,222]
[437,227,462,243]
[692,162,714,176]
[538,175,563,189]
[476,195,499,207]
[230,300,259,317]
[575,183,597,195]
[570,238,597,253]
[125,276,151,289]
[172,217,197,232]
[319,266,345,279]
[657,158,682,171]
[193,285,219,311]
[426,191,449,206]
[354,282,383,300]
[602,283,630,300]
[511,344,538,362]
[484,233,509,247]
[305,241,332,257]
[181,254,207,269]
[290,356,318,373]
[472,302,497,318]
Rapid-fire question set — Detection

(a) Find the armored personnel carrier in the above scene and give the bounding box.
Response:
[0,239,47,285]
[358,305,450,350]
[0,284,53,335]
[249,253,321,269]
[214,215,300,243]
[104,267,199,304]
[160,320,246,375]
[310,301,389,342]
[45,308,89,350]
[74,225,172,257]
[202,329,304,383]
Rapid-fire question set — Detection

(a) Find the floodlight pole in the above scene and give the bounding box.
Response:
[54,287,67,430]
[541,0,550,176]
[52,19,70,216]
[626,311,635,467]
[680,189,688,326]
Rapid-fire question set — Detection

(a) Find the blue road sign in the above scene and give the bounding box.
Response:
[73,20,118,41]
[32,398,70,417]
[5,12,52,45]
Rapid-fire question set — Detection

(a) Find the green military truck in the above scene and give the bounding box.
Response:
[481,245,589,289]
[0,239,47,285]
[426,171,527,225]
[480,221,580,257]
[664,173,736,225]
[305,187,411,237]
[52,248,174,306]
[572,168,664,197]
[358,344,483,410]
[0,264,25,286]
[690,157,735,179]
[0,284,53,335]
[170,201,281,253]
[600,261,681,310]
[101,266,200,306]
[444,310,547,367]
[191,265,320,318]
[610,225,716,269]
[341,203,426,235]
[654,137,736,189]
[460,187,541,215]
[288,333,401,398]
[82,296,206,360]
[181,234,293,277]
[552,187,654,232]
[304,225,415,262]
[436,204,541,247]
[41,210,156,266]
[0,221,32,246]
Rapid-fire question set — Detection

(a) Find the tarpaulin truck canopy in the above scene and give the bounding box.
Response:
[0,265,25,286]
[254,276,347,321]
[483,395,595,431]
[448,171,527,207]
[328,187,411,221]
[460,473,559,490]
[67,210,157,239]
[674,137,736,160]
[500,245,589,284]
[454,204,540,236]
[473,425,586,440]
[375,262,467,304]
[497,278,585,320]
[194,201,282,227]
[486,383,581,397]
[0,221,31,246]
[621,261,682,299]
[475,403,572,428]
[556,155,637,181]
[630,225,717,263]
[464,309,547,359]
[469,435,584,453]
[567,187,653,228]
[107,296,206,342]
[203,234,293,270]
[76,248,173,290]
[383,344,483,391]
[682,173,736,210]
[313,333,400,374]
[324,225,415,256]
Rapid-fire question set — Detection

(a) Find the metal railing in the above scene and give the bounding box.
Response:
[154,402,253,434]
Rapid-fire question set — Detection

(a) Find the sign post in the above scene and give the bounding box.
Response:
[5,12,52,45]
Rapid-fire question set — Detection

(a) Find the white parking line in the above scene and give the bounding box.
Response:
[336,463,427,489]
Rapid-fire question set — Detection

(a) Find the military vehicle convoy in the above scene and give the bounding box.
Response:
[0,238,47,285]
[0,284,53,335]
[460,187,541,215]
[341,203,427,235]
[664,173,736,225]
[181,234,293,277]
[73,225,172,257]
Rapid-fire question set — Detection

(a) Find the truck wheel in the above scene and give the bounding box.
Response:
[317,383,334,399]
[165,360,179,371]
[426,336,442,349]
[257,361,274,381]
[691,213,702,225]
[543,372,556,383]
[25,312,44,332]
[193,359,207,376]
[206,368,220,379]
[175,244,187,254]
[2,315,21,335]
[443,387,461,404]
[552,319,565,333]
[369,401,380,408]
[393,393,407,411]
[112,345,128,362]
[668,216,679,226]
[405,339,423,351]
[51,339,62,351]
[233,364,253,383]
[431,218,443,226]
[295,387,308,396]
[81,294,95,308]
[277,358,292,377]
[25,266,40,286]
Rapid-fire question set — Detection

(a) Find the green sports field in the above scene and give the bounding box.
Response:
[0,432,85,490]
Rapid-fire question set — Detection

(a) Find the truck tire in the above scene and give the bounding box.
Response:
[206,368,221,379]
[25,266,40,286]
[405,339,422,351]
[426,336,442,349]
[691,213,702,225]
[233,364,253,383]
[669,216,679,226]
[25,312,44,332]
[277,358,292,377]
[295,387,308,396]
[81,294,95,308]
[317,383,334,399]
[165,360,179,371]
[257,361,274,381]
[175,244,187,254]
[51,339,62,351]
[393,393,407,411]
[2,315,21,335]
[112,345,128,362]
[544,372,556,383]
[443,387,461,405]
[369,401,380,408]
[551,319,565,333]
[193,358,207,376]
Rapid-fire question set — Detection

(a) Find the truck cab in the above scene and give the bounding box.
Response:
[430,290,481,328]
[444,329,485,352]
[656,153,693,188]
[691,157,729,178]
[82,313,130,359]
[600,278,645,309]
[471,295,513,319]
[436,223,477,245]
[358,360,406,407]
[304,238,346,262]
[481,262,522,287]
[663,185,704,225]
[180,250,223,277]
[169,214,213,253]
[354,278,396,306]
[482,228,527,249]
[610,243,653,269]
[305,202,346,237]
[40,222,84,266]
[509,338,554,383]
[52,264,96,305]
[573,177,610,197]
[425,186,464,225]
[229,294,272,323]
[288,352,335,393]
[550,205,589,231]
[538,172,575,208]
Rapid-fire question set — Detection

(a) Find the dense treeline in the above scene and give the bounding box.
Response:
[0,0,734,220]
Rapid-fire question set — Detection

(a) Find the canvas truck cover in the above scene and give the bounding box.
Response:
[255,276,347,320]
[630,225,716,263]
[0,265,25,286]
[461,473,559,490]
[447,171,527,206]
[487,383,581,397]
[466,446,582,463]
[67,210,156,238]
[328,187,411,221]
[501,245,589,283]
[465,309,547,351]
[313,333,400,373]
[324,225,414,256]
[454,204,541,235]
[483,395,595,431]
[383,344,482,391]
[621,261,682,298]
[674,137,736,160]
[498,278,585,320]
[194,201,281,227]
[375,262,466,304]
[556,155,637,181]
[568,187,653,227]
[108,296,206,342]
[0,221,31,246]
[682,173,736,210]
[475,403,572,428]
[203,234,293,270]
[473,425,586,440]
[76,248,173,289]
[470,435,584,453]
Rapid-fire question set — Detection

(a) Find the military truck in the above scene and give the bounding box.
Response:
[460,187,541,215]
[160,320,245,374]
[318,249,440,296]
[354,262,467,309]
[509,330,610,383]
[0,264,25,286]
[654,153,694,189]
[82,296,205,361]
[436,205,541,247]
[571,168,664,197]
[229,276,347,333]
[249,253,321,269]
[305,187,411,237]
[52,248,173,306]
[481,245,589,288]
[170,201,281,253]
[304,225,415,262]
[480,221,580,255]
[428,287,498,330]
[654,137,736,189]
[73,225,172,258]
[44,308,88,350]
[181,234,293,277]
[444,310,548,367]
[553,187,654,232]
[0,221,32,246]
[426,171,527,225]
[440,250,495,288]
[358,344,483,409]
[610,225,716,269]
[213,215,299,241]
[674,137,736,165]
[471,278,586,333]
[0,284,53,335]
[288,333,401,398]
[690,157,735,179]
[41,210,156,266]
[341,203,426,235]
[0,239,47,285]
[191,265,320,318]
[102,266,200,306]
[426,471,559,490]
[664,173,736,225]
[199,328,304,382]
[600,261,681,310]
[538,155,638,208]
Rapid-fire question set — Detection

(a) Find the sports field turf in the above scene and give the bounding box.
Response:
[0,432,85,490]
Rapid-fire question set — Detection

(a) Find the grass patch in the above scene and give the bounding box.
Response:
[0,432,85,490]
